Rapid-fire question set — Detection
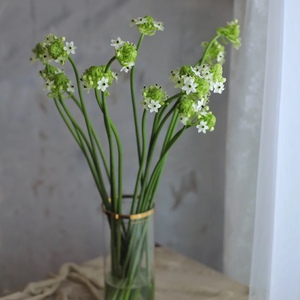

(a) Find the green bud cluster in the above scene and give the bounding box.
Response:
[142,84,167,102]
[80,66,117,93]
[141,84,168,113]
[39,64,73,98]
[131,16,164,36]
[31,34,70,65]
[217,19,241,49]
[178,97,195,119]
[115,42,137,69]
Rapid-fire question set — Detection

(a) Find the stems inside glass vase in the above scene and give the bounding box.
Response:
[103,196,155,300]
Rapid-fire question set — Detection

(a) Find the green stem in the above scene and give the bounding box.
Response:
[197,34,221,66]
[68,56,109,204]
[54,97,109,206]
[71,94,110,182]
[130,34,145,165]
[101,57,119,212]
[144,126,186,210]
[132,111,147,214]
[137,101,180,212]
[94,89,123,212]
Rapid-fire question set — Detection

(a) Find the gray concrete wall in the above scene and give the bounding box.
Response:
[0,0,233,294]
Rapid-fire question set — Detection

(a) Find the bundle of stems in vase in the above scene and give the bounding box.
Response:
[31,15,240,299]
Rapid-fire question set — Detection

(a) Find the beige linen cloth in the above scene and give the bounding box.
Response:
[1,248,248,300]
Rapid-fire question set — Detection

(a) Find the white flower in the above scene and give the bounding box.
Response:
[174,78,184,88]
[213,82,225,94]
[217,52,224,63]
[44,80,54,91]
[43,33,56,45]
[82,81,93,93]
[141,98,150,110]
[135,17,147,25]
[97,77,109,92]
[182,75,194,85]
[199,64,210,72]
[193,99,206,112]
[191,66,201,77]
[179,114,189,125]
[112,72,118,82]
[153,21,164,31]
[55,56,66,65]
[196,121,209,134]
[147,99,161,113]
[110,37,125,50]
[201,70,213,81]
[54,68,63,74]
[64,41,77,55]
[120,62,135,73]
[67,82,75,93]
[170,69,180,83]
[182,78,198,95]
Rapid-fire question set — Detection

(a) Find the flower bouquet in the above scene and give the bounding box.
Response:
[31,16,240,300]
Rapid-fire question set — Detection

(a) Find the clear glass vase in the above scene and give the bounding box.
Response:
[103,196,155,300]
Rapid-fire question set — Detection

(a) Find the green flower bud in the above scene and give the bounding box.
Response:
[178,96,196,118]
[81,66,116,93]
[116,42,137,67]
[210,64,226,83]
[193,77,210,99]
[199,111,216,131]
[32,42,48,63]
[217,19,241,49]
[179,65,194,77]
[47,39,65,60]
[44,72,71,98]
[142,84,167,102]
[131,16,164,36]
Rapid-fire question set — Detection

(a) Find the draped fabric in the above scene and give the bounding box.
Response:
[225,0,300,299]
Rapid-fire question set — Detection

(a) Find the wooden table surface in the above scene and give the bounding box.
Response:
[1,247,248,300]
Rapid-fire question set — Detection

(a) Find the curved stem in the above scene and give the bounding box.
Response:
[101,57,120,211]
[197,34,221,66]
[94,89,123,212]
[54,97,109,206]
[68,56,109,204]
[71,94,110,181]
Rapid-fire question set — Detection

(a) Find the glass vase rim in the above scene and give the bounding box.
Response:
[102,194,154,220]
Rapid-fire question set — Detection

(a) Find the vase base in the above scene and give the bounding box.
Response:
[105,276,154,300]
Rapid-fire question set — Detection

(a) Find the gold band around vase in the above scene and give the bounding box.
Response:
[102,205,154,220]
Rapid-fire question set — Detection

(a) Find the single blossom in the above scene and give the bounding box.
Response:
[179,114,189,125]
[120,62,135,73]
[213,82,225,94]
[64,41,77,55]
[67,82,75,93]
[196,120,209,134]
[44,79,54,91]
[217,52,224,63]
[97,77,109,92]
[182,78,198,95]
[110,37,125,50]
[193,99,206,113]
[148,99,161,113]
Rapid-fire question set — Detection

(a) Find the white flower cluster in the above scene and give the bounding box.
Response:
[170,64,225,133]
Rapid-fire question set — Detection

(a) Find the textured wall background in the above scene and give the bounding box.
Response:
[0,0,232,294]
